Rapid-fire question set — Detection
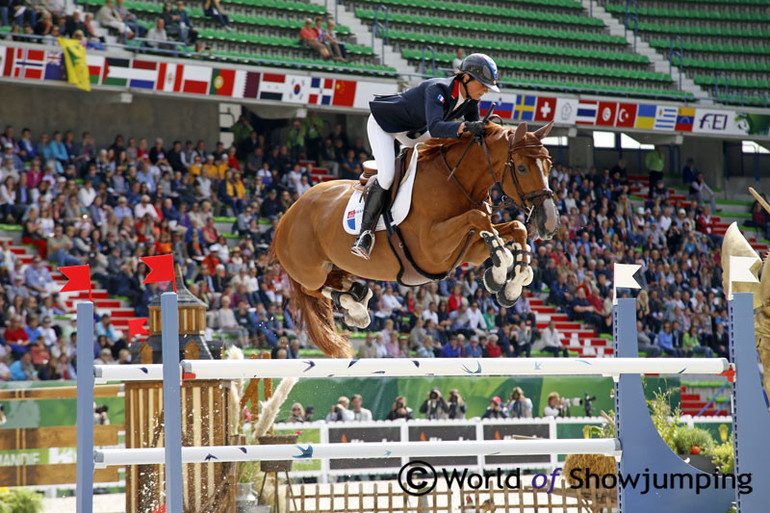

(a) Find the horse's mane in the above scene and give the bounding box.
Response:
[417,123,509,162]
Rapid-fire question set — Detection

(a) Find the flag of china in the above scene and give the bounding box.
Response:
[332,80,357,107]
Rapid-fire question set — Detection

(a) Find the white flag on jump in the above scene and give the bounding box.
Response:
[613,263,641,305]
[728,255,760,299]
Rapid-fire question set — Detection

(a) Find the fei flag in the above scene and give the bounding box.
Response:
[58,37,90,91]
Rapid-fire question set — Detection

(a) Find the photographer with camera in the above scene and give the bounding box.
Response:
[543,392,563,418]
[386,396,413,421]
[505,387,533,419]
[482,396,508,419]
[325,396,354,422]
[419,387,449,420]
[446,389,466,419]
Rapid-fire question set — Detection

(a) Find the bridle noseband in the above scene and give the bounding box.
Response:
[440,128,554,221]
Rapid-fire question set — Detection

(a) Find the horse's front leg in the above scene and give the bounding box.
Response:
[429,210,513,293]
[492,220,533,307]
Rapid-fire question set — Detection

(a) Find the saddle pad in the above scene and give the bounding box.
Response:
[342,145,420,235]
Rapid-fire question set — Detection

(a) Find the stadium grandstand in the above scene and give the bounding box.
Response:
[0,0,769,507]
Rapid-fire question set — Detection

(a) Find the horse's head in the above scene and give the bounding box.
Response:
[497,121,559,240]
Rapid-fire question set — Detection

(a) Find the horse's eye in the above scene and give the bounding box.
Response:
[517,165,527,174]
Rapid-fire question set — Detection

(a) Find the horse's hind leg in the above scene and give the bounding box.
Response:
[322,272,373,329]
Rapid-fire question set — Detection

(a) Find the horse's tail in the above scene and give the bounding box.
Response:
[285,275,354,359]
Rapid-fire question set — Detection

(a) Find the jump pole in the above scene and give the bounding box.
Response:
[75,301,95,513]
[161,292,184,513]
[95,438,621,466]
[93,358,730,382]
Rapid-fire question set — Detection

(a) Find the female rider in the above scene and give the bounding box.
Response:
[351,53,500,259]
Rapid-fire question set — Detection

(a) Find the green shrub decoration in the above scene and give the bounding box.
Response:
[0,488,44,513]
[672,426,715,455]
[646,388,682,453]
[707,436,735,474]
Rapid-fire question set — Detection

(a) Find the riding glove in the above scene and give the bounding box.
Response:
[463,121,487,136]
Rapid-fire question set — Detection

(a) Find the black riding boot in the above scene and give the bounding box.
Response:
[351,179,389,260]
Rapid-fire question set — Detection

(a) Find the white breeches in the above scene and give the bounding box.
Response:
[366,114,431,189]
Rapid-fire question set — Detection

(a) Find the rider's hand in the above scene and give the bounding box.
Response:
[463,121,486,137]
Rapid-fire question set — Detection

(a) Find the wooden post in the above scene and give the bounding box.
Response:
[139,343,153,364]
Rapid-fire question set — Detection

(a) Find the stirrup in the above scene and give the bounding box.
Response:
[351,230,375,260]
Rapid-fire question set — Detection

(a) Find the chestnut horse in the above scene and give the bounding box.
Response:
[271,121,558,358]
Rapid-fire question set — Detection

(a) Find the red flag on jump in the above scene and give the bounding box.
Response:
[128,317,149,341]
[59,264,93,302]
[140,254,176,293]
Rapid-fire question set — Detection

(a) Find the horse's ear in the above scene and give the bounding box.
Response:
[513,123,527,144]
[534,121,554,140]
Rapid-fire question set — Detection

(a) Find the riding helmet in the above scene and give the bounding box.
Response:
[458,53,500,92]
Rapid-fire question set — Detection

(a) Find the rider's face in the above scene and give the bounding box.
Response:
[464,77,488,100]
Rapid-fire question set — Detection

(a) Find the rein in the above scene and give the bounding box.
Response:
[439,129,554,220]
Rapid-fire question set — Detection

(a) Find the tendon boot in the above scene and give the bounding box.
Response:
[351,179,389,260]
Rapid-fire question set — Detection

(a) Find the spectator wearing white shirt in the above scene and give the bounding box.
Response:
[422,302,439,325]
[351,394,373,422]
[379,286,403,320]
[77,179,97,207]
[146,18,169,49]
[134,194,158,219]
[543,392,562,418]
[375,333,388,358]
[541,320,568,357]
[466,301,486,335]
[296,174,312,197]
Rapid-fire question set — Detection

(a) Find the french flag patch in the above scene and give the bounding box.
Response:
[437,94,444,104]
[346,209,357,230]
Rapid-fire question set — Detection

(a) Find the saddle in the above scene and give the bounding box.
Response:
[359,148,474,287]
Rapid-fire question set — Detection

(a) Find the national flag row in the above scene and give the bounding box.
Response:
[479,94,741,134]
[89,56,360,106]
[0,46,362,106]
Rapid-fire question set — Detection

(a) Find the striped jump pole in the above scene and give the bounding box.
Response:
[94,357,731,382]
[94,438,621,467]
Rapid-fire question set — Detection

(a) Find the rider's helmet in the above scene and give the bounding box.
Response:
[458,53,500,92]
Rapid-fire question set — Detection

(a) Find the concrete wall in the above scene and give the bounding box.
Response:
[0,83,220,149]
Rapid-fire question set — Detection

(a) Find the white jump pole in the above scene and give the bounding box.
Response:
[94,364,164,382]
[94,438,621,467]
[94,357,730,382]
[181,357,730,380]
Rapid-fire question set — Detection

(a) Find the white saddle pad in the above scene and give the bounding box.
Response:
[342,145,420,235]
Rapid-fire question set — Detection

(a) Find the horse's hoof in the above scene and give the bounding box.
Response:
[496,287,519,308]
[483,267,505,293]
[344,313,371,329]
[520,266,534,287]
[497,279,523,307]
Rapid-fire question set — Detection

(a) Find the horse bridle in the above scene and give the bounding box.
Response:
[440,127,554,221]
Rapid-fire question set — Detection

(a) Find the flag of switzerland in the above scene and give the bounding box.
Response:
[534,97,556,122]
